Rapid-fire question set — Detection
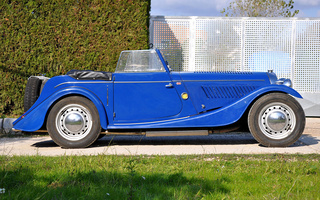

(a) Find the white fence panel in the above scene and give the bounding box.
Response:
[150,16,320,116]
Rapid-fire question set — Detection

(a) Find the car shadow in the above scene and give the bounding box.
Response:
[291,134,320,147]
[31,133,319,148]
[31,140,59,148]
[32,133,258,148]
[92,133,259,147]
[256,134,320,148]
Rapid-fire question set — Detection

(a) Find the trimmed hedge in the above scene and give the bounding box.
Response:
[0,0,151,116]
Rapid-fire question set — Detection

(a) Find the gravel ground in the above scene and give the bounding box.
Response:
[1,118,319,156]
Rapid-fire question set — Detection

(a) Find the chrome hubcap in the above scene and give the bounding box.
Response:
[64,113,85,133]
[259,103,296,140]
[266,111,287,131]
[56,104,92,141]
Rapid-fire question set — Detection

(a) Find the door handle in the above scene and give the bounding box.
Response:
[165,83,173,88]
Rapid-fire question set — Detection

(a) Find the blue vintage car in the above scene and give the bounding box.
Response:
[13,49,305,148]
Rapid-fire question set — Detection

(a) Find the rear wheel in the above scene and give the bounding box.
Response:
[24,77,42,112]
[248,93,305,147]
[47,96,101,148]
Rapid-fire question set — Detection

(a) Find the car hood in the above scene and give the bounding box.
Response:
[177,71,271,83]
[175,71,271,113]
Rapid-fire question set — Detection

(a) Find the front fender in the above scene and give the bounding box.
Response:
[252,85,302,99]
[222,85,303,125]
[13,87,108,132]
[215,84,303,126]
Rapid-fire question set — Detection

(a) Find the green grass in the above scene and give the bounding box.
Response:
[0,154,319,199]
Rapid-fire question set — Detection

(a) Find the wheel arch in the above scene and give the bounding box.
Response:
[14,87,109,132]
[43,92,108,131]
[237,88,302,128]
[247,91,289,114]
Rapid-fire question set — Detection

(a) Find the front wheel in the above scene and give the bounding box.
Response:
[248,93,305,147]
[47,96,101,148]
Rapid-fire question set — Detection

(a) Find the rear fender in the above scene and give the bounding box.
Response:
[13,87,108,132]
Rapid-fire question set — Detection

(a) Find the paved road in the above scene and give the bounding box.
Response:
[1,118,319,156]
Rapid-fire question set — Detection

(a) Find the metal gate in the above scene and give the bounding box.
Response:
[150,16,320,117]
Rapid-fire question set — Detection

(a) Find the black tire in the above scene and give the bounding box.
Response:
[47,96,101,148]
[24,77,42,112]
[248,93,305,147]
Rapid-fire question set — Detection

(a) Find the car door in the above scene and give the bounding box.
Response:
[113,50,182,122]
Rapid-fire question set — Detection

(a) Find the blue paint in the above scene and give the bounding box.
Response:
[13,49,303,132]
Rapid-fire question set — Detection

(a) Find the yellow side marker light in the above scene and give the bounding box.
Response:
[181,92,188,100]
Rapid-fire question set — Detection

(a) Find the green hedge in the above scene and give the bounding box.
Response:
[0,0,151,116]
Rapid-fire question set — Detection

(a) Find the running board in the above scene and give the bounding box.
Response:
[16,129,209,137]
[146,130,208,137]
[104,130,209,137]
[104,131,145,136]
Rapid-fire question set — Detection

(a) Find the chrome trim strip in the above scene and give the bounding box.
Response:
[107,86,109,106]
[178,79,265,82]
[114,79,265,84]
[54,81,108,88]
[114,115,191,125]
[114,81,171,84]
[55,79,265,88]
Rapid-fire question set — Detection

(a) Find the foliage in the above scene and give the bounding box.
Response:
[0,154,319,199]
[0,0,151,116]
[221,0,299,17]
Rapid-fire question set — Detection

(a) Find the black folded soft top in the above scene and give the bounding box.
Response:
[67,70,112,81]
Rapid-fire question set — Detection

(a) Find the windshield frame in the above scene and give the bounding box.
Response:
[115,49,169,73]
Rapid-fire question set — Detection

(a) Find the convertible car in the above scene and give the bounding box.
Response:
[13,49,305,148]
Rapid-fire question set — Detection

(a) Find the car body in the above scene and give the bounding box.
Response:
[13,49,305,148]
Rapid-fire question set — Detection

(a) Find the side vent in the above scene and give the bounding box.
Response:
[201,85,257,99]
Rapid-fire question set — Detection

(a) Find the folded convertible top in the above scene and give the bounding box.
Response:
[67,70,112,81]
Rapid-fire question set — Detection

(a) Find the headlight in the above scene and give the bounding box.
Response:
[276,78,292,88]
[267,70,293,88]
[283,79,292,87]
